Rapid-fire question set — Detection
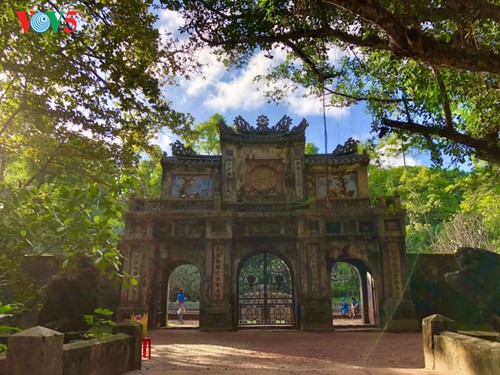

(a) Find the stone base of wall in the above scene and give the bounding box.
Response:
[380,298,419,331]
[200,304,233,331]
[300,301,334,331]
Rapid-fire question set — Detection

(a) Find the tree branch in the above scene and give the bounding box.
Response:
[432,66,454,129]
[381,118,500,164]
[323,87,407,103]
[322,0,500,74]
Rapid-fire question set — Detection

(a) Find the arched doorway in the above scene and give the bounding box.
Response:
[237,253,295,327]
[157,263,201,328]
[329,259,378,326]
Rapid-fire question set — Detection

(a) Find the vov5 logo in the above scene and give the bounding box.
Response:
[16,10,78,33]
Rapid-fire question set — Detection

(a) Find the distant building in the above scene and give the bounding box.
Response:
[118,115,417,330]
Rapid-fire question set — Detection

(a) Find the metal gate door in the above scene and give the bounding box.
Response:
[238,253,294,326]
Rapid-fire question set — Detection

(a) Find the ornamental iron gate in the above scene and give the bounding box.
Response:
[238,253,295,326]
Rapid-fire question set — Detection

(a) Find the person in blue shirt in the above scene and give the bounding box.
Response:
[340,297,349,319]
[176,289,186,323]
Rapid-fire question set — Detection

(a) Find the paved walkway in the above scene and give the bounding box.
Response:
[127,329,442,374]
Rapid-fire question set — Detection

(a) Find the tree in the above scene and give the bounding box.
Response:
[305,142,319,155]
[331,262,360,299]
[0,1,195,304]
[1,1,192,171]
[184,114,225,154]
[368,165,467,252]
[169,265,201,302]
[164,0,500,164]
[431,213,496,253]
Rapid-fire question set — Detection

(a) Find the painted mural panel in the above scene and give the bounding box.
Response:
[315,172,358,198]
[172,174,213,199]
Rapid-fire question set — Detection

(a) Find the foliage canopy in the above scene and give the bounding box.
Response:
[164,0,500,164]
[0,1,194,303]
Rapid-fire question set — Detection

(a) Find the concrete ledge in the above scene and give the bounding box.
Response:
[423,314,500,375]
[434,332,500,375]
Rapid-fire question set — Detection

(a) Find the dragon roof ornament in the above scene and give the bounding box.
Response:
[170,140,196,157]
[219,115,307,143]
[332,137,359,155]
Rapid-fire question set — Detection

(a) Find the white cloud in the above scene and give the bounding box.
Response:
[203,53,270,111]
[156,11,351,120]
[287,88,349,118]
[377,145,420,167]
[155,131,175,153]
[184,47,228,97]
[158,9,184,33]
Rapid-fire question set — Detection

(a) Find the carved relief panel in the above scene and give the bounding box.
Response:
[224,160,234,200]
[128,250,142,302]
[245,160,283,196]
[294,159,304,200]
[306,243,320,298]
[211,244,225,301]
[388,242,403,299]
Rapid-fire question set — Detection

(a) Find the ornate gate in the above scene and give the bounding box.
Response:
[238,253,295,326]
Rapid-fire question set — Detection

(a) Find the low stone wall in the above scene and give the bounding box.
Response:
[2,320,142,375]
[423,314,500,375]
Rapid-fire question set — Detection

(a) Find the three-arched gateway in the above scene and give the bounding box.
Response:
[118,115,418,331]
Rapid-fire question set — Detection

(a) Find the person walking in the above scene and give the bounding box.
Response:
[176,289,186,323]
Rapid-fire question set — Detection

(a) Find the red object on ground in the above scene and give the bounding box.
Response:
[142,337,151,360]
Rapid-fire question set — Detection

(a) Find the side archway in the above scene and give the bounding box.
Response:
[152,261,202,328]
[329,258,378,326]
[237,253,295,327]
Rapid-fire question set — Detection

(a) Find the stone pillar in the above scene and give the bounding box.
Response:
[422,314,457,370]
[7,326,64,375]
[200,240,233,331]
[113,319,143,370]
[300,242,332,331]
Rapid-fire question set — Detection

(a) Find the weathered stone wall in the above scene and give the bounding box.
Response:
[407,251,500,325]
[406,253,459,321]
[62,333,134,375]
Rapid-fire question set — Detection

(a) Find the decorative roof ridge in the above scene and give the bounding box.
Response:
[219,115,308,142]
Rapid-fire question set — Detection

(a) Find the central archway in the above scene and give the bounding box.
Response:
[237,253,295,327]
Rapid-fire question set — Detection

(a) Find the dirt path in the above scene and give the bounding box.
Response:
[126,328,442,374]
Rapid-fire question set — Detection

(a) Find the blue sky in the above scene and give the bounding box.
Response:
[156,10,425,167]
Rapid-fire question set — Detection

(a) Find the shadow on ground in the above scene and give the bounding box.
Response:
[127,329,442,374]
